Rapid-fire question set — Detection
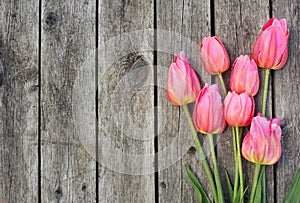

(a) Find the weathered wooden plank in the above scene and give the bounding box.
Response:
[272,1,300,202]
[156,0,212,202]
[41,0,96,202]
[214,1,271,202]
[0,0,39,202]
[98,0,155,202]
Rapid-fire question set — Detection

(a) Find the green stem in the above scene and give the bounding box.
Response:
[261,68,270,203]
[250,164,261,203]
[261,166,266,203]
[261,69,270,116]
[182,105,219,203]
[232,127,239,201]
[235,126,244,203]
[218,73,227,96]
[208,134,224,203]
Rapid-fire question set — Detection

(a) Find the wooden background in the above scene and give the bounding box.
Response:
[0,0,299,202]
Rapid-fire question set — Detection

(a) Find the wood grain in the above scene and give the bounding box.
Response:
[98,0,155,202]
[214,1,271,201]
[156,0,212,202]
[0,1,299,202]
[0,0,39,202]
[40,0,96,202]
[272,0,300,202]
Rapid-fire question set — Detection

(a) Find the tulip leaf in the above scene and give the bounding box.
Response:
[232,175,247,203]
[239,186,248,203]
[283,168,300,203]
[225,169,233,203]
[184,164,210,203]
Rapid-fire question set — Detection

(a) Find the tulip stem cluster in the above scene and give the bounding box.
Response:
[232,127,239,201]
[235,126,244,202]
[182,105,219,202]
[250,164,261,203]
[208,134,224,203]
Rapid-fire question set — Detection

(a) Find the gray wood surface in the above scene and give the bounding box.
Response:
[40,0,96,202]
[0,0,39,202]
[0,0,299,202]
[272,1,300,202]
[98,0,155,202]
[156,0,212,202]
[214,1,272,202]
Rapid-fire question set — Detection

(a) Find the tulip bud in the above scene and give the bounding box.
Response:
[242,113,282,165]
[230,55,259,96]
[166,51,201,106]
[200,36,230,75]
[193,84,226,134]
[252,18,289,70]
[224,91,255,127]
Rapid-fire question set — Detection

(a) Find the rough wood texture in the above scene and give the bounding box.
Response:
[0,0,39,202]
[0,1,299,202]
[41,0,96,202]
[214,1,272,202]
[156,0,212,202]
[98,0,155,202]
[272,0,300,202]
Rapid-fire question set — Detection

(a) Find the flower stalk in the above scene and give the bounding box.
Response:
[250,164,261,203]
[208,134,225,203]
[182,104,219,203]
[235,126,244,203]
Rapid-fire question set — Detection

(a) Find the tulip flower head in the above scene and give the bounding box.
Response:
[193,84,226,134]
[224,91,255,127]
[242,113,282,165]
[230,55,259,96]
[200,36,230,75]
[166,51,201,106]
[252,18,289,70]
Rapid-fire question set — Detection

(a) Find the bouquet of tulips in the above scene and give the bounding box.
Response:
[166,18,300,203]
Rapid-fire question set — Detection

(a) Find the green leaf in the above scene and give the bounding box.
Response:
[184,164,211,203]
[239,186,248,203]
[233,174,247,203]
[284,168,300,203]
[225,169,233,203]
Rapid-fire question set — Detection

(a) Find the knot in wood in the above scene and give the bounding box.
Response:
[187,146,196,155]
[160,182,167,189]
[44,12,59,29]
[55,186,63,200]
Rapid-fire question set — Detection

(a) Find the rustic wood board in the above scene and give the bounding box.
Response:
[40,0,96,202]
[0,0,39,202]
[214,1,271,201]
[98,0,155,202]
[156,0,213,202]
[272,0,300,202]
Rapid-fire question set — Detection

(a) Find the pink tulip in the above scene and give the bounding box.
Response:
[200,36,230,75]
[230,55,259,96]
[224,91,255,127]
[193,84,226,134]
[242,113,282,165]
[252,18,289,70]
[166,51,201,106]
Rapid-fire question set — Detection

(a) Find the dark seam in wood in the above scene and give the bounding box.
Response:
[95,0,99,202]
[38,0,42,202]
[154,0,159,202]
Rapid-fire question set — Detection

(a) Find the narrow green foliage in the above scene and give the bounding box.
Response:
[284,168,300,203]
[184,164,211,203]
